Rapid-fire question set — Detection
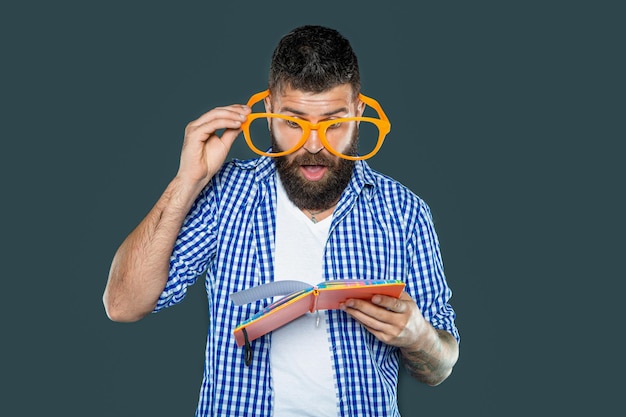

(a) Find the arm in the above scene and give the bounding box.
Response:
[400,326,459,386]
[340,292,459,386]
[102,104,251,322]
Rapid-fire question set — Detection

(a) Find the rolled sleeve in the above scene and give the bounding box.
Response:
[407,200,460,343]
[153,187,217,312]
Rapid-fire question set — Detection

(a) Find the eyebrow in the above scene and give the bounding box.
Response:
[279,106,350,117]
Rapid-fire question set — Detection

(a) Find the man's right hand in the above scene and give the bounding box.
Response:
[177,104,251,190]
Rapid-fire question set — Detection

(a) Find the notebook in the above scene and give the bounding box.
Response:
[231,279,406,347]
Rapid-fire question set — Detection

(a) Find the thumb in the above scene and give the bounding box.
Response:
[217,127,242,150]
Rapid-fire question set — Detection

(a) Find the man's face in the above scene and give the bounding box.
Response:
[266,84,362,211]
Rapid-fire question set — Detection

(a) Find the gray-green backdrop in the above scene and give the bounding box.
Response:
[2,1,624,416]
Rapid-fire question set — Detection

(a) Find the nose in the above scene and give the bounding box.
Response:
[302,127,324,154]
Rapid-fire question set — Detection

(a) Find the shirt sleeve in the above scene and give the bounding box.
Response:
[153,186,218,312]
[406,199,460,343]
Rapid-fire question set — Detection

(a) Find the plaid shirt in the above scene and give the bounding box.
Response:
[155,156,459,416]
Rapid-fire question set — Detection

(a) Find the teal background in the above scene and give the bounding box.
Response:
[1,1,624,415]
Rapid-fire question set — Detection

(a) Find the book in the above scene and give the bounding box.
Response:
[231,279,405,347]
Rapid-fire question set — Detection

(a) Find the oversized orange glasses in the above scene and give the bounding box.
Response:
[241,90,391,160]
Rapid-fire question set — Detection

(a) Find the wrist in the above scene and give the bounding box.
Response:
[173,173,208,195]
[163,176,206,214]
[400,322,440,357]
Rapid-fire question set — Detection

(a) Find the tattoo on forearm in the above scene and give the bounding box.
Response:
[401,330,456,386]
[403,347,439,378]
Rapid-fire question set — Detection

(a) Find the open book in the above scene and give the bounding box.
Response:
[231,279,405,347]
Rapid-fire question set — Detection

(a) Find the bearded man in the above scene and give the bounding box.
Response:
[104,25,459,417]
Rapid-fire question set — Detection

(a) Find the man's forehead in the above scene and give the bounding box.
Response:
[270,85,356,113]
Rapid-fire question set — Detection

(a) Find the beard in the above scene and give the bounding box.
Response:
[272,129,357,211]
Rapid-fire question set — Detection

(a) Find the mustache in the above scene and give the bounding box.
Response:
[289,152,335,167]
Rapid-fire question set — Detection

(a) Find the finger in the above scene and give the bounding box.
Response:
[342,305,392,333]
[188,105,250,128]
[341,298,398,325]
[218,126,243,148]
[371,292,411,313]
[186,117,245,142]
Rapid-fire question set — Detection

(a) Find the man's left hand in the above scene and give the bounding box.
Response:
[340,291,427,349]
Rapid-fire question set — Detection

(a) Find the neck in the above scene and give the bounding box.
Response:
[303,202,338,224]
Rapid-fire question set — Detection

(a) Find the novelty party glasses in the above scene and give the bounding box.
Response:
[241,90,391,160]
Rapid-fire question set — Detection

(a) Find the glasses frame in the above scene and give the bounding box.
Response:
[241,90,391,161]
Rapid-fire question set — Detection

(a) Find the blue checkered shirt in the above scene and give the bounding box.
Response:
[155,156,459,416]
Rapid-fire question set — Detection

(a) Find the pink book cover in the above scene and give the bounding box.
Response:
[233,279,405,347]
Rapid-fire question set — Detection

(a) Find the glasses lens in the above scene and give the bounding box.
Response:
[247,116,306,155]
[348,120,381,158]
[246,116,273,154]
[310,119,381,159]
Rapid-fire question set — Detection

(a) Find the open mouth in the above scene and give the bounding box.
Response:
[300,165,327,181]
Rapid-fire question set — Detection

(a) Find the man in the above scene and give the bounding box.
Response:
[103,25,459,416]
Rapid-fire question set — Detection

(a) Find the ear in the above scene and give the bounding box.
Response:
[264,95,272,113]
[356,97,365,117]
[263,95,272,130]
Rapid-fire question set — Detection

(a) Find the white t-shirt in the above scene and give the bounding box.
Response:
[270,179,338,417]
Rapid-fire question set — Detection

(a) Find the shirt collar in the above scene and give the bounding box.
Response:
[348,159,377,196]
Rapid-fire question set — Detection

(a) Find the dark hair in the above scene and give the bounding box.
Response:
[268,25,360,98]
